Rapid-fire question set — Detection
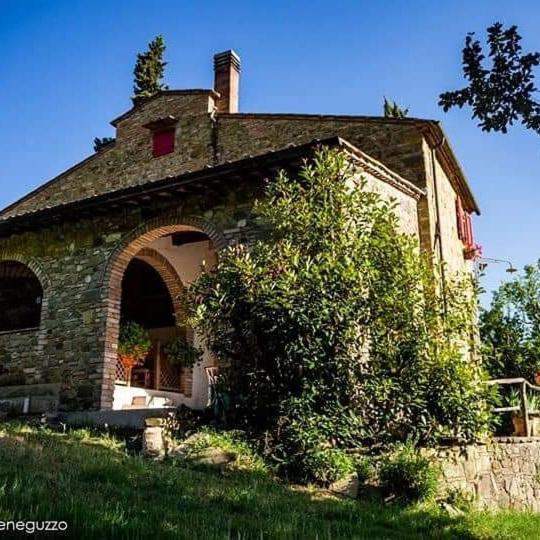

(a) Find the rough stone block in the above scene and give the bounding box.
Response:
[329,473,359,499]
[143,426,164,458]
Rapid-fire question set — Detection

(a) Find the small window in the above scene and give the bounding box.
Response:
[152,128,175,157]
[0,261,43,332]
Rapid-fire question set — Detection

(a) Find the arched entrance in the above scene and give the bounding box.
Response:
[101,219,222,410]
[121,257,177,330]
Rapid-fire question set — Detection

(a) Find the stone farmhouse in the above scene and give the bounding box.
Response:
[0,50,480,413]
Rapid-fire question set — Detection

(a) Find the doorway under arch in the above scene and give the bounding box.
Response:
[102,223,219,411]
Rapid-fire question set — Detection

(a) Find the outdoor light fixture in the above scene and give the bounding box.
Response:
[478,257,518,274]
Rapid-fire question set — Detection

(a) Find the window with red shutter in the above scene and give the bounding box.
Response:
[455,197,465,241]
[464,212,474,246]
[152,128,175,157]
[456,196,479,259]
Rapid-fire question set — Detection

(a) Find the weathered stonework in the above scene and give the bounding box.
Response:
[0,183,258,409]
[431,439,540,510]
[0,51,479,411]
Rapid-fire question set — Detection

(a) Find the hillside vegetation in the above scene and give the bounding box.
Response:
[0,423,539,539]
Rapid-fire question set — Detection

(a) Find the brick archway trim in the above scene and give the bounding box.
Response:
[0,252,51,290]
[0,253,51,354]
[99,212,225,408]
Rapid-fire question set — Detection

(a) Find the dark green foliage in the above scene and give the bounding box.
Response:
[356,457,373,485]
[190,147,492,483]
[132,35,168,105]
[481,261,540,381]
[118,321,151,362]
[93,137,115,152]
[164,337,202,367]
[383,97,409,118]
[444,487,475,513]
[440,23,540,135]
[379,443,440,504]
[268,396,361,484]
[292,447,356,486]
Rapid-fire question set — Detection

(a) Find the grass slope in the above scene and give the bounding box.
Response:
[0,423,538,539]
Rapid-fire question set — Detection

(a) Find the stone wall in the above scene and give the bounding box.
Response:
[432,439,540,510]
[0,180,258,410]
[421,140,473,275]
[217,114,426,188]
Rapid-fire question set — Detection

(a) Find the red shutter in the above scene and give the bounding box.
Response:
[456,196,476,249]
[152,128,175,157]
[464,212,474,247]
[455,197,465,241]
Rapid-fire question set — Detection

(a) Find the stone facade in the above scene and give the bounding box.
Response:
[432,439,540,510]
[0,184,256,410]
[0,51,479,411]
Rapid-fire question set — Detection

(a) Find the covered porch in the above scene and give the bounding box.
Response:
[111,229,218,410]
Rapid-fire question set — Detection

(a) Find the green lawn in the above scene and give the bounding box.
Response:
[0,423,538,539]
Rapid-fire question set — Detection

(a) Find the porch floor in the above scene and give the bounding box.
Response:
[112,384,188,410]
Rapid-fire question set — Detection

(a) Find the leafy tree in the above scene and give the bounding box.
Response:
[440,23,540,135]
[132,35,168,105]
[93,137,115,152]
[481,261,540,381]
[384,97,409,118]
[190,147,493,461]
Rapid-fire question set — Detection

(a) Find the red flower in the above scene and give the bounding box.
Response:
[464,243,482,261]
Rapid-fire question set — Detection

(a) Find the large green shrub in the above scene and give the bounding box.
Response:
[190,147,493,481]
[379,443,440,503]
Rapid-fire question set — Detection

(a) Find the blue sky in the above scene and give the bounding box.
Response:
[1,0,539,300]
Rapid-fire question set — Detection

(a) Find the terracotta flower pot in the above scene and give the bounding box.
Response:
[512,415,527,436]
[119,353,147,387]
[534,372,540,386]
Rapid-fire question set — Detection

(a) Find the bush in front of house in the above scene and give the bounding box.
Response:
[379,443,440,504]
[189,147,493,485]
[293,447,356,486]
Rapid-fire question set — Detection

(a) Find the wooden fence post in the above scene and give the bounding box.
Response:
[521,380,531,437]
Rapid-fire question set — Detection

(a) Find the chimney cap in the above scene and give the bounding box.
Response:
[214,49,241,71]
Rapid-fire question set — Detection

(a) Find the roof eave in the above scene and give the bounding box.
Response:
[416,121,480,215]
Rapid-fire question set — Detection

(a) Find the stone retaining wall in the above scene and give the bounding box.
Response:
[432,438,540,510]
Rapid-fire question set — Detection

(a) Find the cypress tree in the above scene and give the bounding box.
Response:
[93,137,115,152]
[132,35,168,105]
[383,97,409,118]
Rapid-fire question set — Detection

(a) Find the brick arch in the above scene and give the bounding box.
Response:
[133,247,186,323]
[0,252,51,290]
[0,255,50,354]
[99,213,223,408]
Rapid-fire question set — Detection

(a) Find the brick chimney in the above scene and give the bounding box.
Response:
[213,50,240,113]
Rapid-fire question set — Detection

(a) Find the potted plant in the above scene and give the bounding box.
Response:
[118,322,151,386]
[507,388,540,436]
[164,336,202,368]
[528,393,540,436]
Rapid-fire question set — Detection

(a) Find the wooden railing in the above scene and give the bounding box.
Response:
[486,377,540,437]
